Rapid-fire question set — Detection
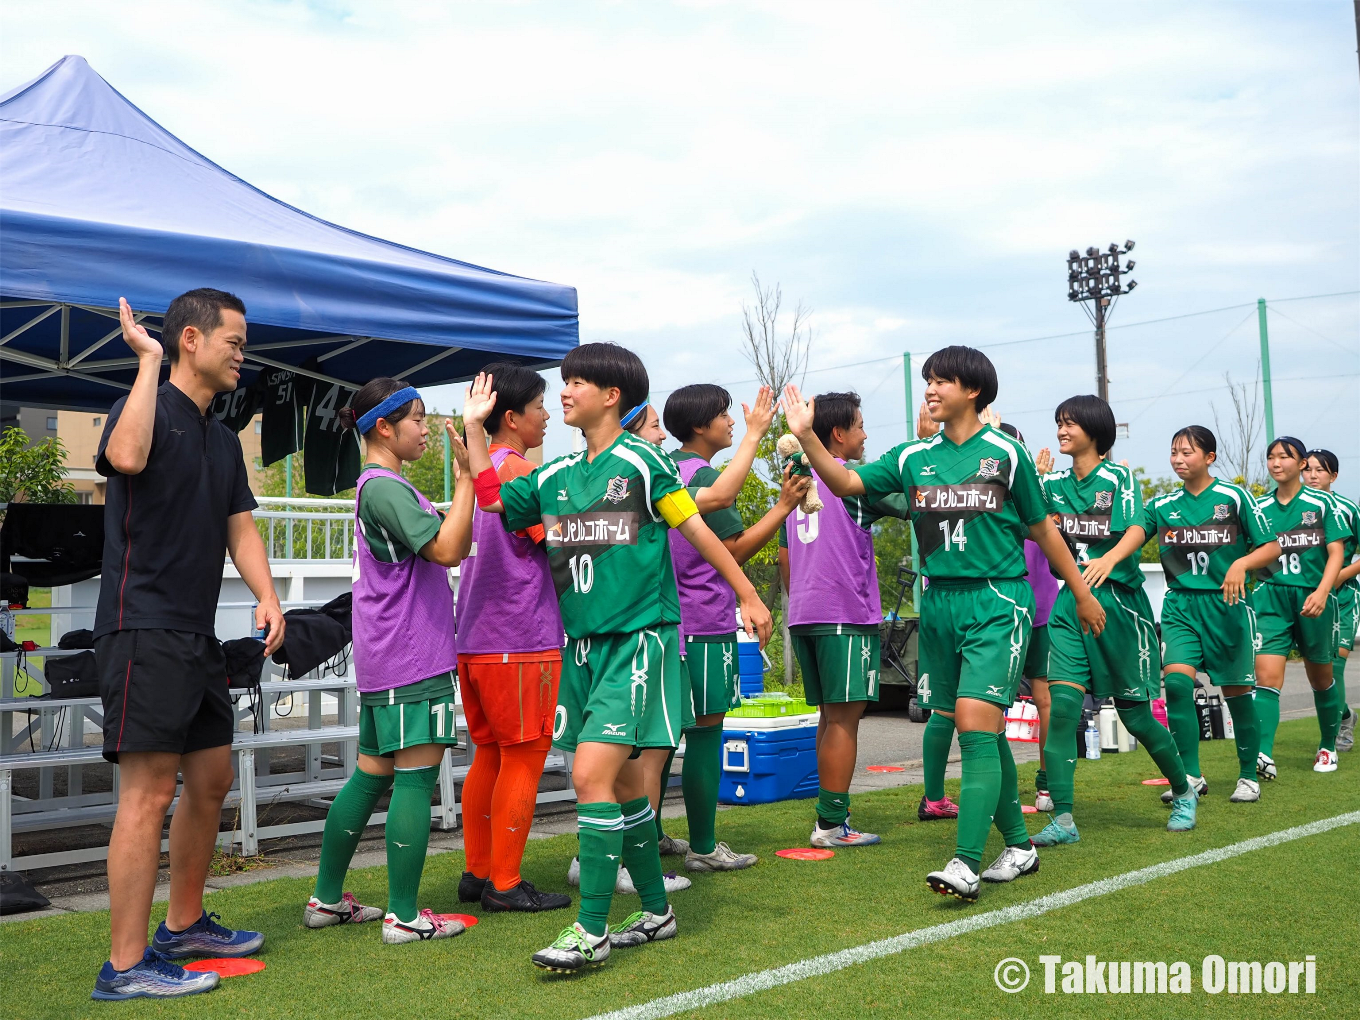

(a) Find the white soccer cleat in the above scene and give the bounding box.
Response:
[304,892,384,928]
[981,844,1040,883]
[1314,748,1339,773]
[1338,710,1355,752]
[1256,753,1277,781]
[608,906,678,948]
[565,856,690,894]
[684,842,758,872]
[1228,778,1261,802]
[658,833,690,857]
[810,820,882,847]
[926,857,980,902]
[567,856,581,887]
[1034,790,1054,812]
[381,909,465,944]
[1163,775,1207,803]
[532,922,611,972]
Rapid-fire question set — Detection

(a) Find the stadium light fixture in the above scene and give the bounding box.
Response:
[1066,239,1138,402]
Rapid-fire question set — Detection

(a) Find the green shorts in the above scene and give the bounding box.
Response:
[556,626,684,752]
[1335,586,1356,653]
[679,655,696,732]
[358,673,461,757]
[685,634,741,717]
[1024,624,1050,680]
[1048,583,1160,700]
[1159,588,1258,688]
[1254,583,1340,663]
[790,625,881,706]
[917,578,1035,713]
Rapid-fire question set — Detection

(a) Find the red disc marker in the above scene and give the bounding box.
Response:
[866,765,905,773]
[1141,778,1171,786]
[775,848,835,861]
[435,913,479,927]
[183,958,266,978]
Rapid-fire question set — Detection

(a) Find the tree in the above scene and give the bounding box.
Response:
[739,272,813,481]
[403,412,464,502]
[1211,367,1266,490]
[1131,466,1179,563]
[0,427,78,506]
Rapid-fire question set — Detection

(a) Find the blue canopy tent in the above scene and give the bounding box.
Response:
[0,56,578,412]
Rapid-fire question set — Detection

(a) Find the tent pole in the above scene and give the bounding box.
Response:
[443,416,452,503]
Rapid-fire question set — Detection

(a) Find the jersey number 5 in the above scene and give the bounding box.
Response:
[795,508,820,544]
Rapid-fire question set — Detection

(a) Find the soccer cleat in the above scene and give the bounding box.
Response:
[684,842,758,872]
[481,879,572,913]
[981,844,1040,883]
[532,922,611,972]
[917,795,960,821]
[609,905,678,947]
[1167,786,1199,832]
[1030,818,1080,847]
[1256,753,1277,781]
[567,856,580,886]
[304,892,384,928]
[91,948,219,1001]
[1314,748,1339,773]
[810,820,882,847]
[381,909,465,944]
[1162,775,1207,803]
[1228,778,1261,802]
[151,911,263,959]
[458,871,489,903]
[566,856,691,894]
[1338,710,1355,752]
[926,857,980,902]
[658,833,690,857]
[1034,790,1054,813]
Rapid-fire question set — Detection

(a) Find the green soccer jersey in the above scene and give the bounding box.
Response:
[357,464,443,563]
[1040,460,1147,589]
[1253,486,1348,588]
[501,432,686,639]
[1333,492,1360,593]
[1147,479,1274,590]
[853,424,1049,580]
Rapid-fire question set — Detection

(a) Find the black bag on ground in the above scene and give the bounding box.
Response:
[0,871,50,915]
[271,592,352,677]
[57,629,94,649]
[44,649,98,698]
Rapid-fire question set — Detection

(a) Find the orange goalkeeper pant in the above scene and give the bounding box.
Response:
[461,733,553,891]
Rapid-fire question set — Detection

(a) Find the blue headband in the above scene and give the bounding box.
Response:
[356,386,422,434]
[620,402,649,428]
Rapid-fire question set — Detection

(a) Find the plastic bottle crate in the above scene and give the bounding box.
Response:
[729,695,814,718]
[719,713,820,805]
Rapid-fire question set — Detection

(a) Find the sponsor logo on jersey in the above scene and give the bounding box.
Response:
[1094,490,1113,511]
[1059,512,1111,539]
[1300,510,1318,526]
[978,457,1001,479]
[1278,528,1324,549]
[1213,504,1232,521]
[543,512,638,547]
[909,483,1007,512]
[604,475,630,504]
[1160,524,1237,547]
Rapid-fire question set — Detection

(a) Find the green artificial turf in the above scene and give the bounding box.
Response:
[2,719,1353,1020]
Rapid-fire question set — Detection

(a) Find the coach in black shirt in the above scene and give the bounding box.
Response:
[92,290,284,995]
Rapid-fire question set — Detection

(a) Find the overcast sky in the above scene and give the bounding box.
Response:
[5,1,1357,495]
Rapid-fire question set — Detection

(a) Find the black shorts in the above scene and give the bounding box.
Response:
[97,629,234,763]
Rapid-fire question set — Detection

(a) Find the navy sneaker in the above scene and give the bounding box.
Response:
[152,911,264,959]
[91,947,219,1000]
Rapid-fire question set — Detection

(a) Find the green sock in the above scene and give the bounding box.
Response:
[994,733,1030,847]
[620,796,668,915]
[1314,681,1341,752]
[1162,672,1202,778]
[680,725,722,855]
[1223,693,1260,779]
[655,747,678,842]
[922,712,954,801]
[576,802,624,937]
[954,731,1001,872]
[385,766,438,922]
[1336,655,1351,720]
[1255,686,1281,758]
[816,787,850,828]
[1116,700,1188,797]
[315,768,392,903]
[1043,683,1085,817]
[1034,767,1048,793]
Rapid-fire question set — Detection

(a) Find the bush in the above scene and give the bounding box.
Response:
[0,427,78,505]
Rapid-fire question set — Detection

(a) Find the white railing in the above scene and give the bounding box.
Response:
[253,495,451,562]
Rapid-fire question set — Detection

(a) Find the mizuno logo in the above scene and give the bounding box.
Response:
[344,829,358,835]
[394,842,410,848]
[606,854,619,860]
[557,489,568,501]
[919,465,937,476]
[634,842,648,848]
[170,428,185,435]
[1066,759,1076,763]
[1168,511,1181,520]
[506,826,520,832]
[602,723,627,735]
[73,530,85,537]
[986,685,1005,696]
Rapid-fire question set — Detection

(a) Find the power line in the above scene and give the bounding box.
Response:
[1267,305,1359,356]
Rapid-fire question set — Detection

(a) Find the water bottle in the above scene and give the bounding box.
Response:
[1085,719,1101,760]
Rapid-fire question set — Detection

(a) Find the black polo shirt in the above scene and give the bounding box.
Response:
[93,382,258,639]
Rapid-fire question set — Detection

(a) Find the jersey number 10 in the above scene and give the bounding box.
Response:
[569,553,595,593]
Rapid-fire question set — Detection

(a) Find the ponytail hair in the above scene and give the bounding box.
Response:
[1171,425,1217,456]
[339,377,421,436]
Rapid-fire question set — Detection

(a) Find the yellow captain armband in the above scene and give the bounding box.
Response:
[655,488,699,528]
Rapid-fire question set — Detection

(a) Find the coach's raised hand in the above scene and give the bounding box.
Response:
[119,297,163,361]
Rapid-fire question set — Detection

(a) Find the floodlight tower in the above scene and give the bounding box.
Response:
[1066,241,1138,402]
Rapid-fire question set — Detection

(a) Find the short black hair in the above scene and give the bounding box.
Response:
[339,377,421,436]
[920,345,997,411]
[1306,448,1339,475]
[1055,394,1117,456]
[812,391,861,448]
[559,342,649,421]
[1171,425,1217,456]
[1267,435,1307,461]
[663,384,732,443]
[161,288,246,365]
[998,422,1025,445]
[481,361,547,437]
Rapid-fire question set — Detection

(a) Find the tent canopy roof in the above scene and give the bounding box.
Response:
[1,55,578,412]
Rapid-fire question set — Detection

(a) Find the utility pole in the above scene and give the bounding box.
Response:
[1258,298,1275,443]
[1067,241,1137,402]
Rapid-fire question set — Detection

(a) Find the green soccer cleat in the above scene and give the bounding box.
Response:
[1030,818,1080,847]
[1166,786,1198,832]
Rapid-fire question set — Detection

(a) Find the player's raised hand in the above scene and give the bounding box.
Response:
[979,404,1002,429]
[916,401,939,440]
[462,373,497,430]
[782,384,814,439]
[119,297,162,361]
[1035,447,1055,475]
[445,419,471,475]
[743,385,776,437]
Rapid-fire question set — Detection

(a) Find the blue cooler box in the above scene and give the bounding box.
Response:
[719,713,820,805]
[735,633,766,697]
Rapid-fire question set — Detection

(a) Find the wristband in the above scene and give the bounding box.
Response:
[473,467,502,509]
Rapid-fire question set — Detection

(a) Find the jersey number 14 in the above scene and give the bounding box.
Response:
[938,519,967,552]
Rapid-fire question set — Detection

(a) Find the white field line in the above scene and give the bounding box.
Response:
[584,811,1360,1020]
